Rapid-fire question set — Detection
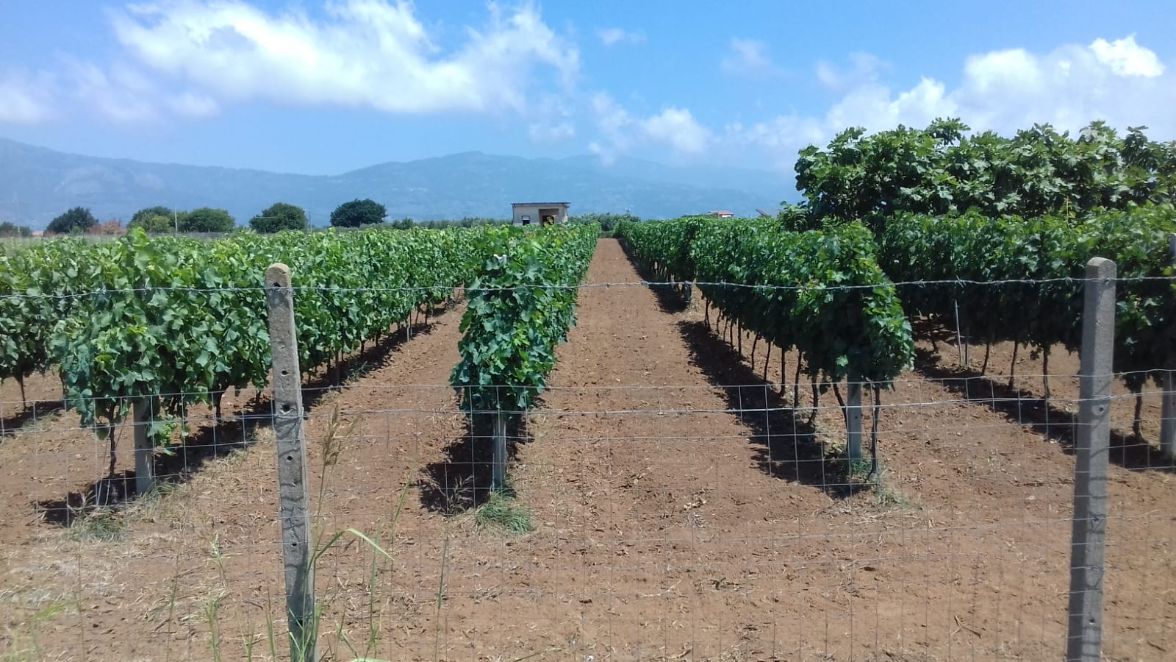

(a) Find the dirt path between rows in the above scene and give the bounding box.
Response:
[2,238,1174,661]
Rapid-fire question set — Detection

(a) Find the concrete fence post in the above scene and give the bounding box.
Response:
[133,398,155,495]
[1066,257,1115,662]
[1161,234,1176,458]
[492,411,508,490]
[846,370,863,464]
[265,264,317,662]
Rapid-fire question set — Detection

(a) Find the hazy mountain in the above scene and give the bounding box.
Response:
[0,138,789,228]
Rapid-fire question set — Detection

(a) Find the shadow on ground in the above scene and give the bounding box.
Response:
[617,239,693,315]
[418,412,530,514]
[1,400,65,441]
[617,237,868,496]
[913,346,1175,472]
[675,319,868,498]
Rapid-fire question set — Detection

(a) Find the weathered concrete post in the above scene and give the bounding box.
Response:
[492,412,508,490]
[953,299,966,366]
[265,264,316,662]
[1066,257,1115,662]
[846,370,863,464]
[133,398,155,495]
[1161,234,1176,458]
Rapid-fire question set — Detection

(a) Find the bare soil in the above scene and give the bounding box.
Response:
[1,238,1174,661]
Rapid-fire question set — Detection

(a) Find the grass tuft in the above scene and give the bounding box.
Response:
[847,458,873,480]
[874,482,917,510]
[67,509,127,542]
[475,490,535,534]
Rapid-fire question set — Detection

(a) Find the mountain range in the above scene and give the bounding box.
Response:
[0,137,792,228]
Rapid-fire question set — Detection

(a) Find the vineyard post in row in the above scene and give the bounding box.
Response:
[846,369,863,463]
[492,410,508,490]
[1161,233,1176,458]
[132,398,155,495]
[1065,257,1115,662]
[265,263,317,662]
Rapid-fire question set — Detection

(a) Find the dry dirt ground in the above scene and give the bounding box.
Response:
[1,238,1174,661]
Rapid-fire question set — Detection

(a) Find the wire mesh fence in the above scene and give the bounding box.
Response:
[2,273,1175,661]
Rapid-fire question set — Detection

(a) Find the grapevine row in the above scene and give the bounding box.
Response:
[879,204,1176,392]
[616,216,914,472]
[1,227,494,437]
[617,217,914,385]
[0,239,103,404]
[451,223,598,415]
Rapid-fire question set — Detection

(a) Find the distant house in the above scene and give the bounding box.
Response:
[512,202,569,226]
[707,210,735,219]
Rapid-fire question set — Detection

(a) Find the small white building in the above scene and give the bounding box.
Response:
[512,202,569,226]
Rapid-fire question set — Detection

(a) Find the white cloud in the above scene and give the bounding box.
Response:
[525,93,577,144]
[721,38,781,78]
[598,27,644,47]
[825,77,956,131]
[1090,35,1163,77]
[109,0,579,114]
[587,93,633,163]
[723,116,825,169]
[64,60,161,123]
[0,70,57,124]
[642,107,709,153]
[728,35,1176,171]
[0,60,214,125]
[946,37,1173,134]
[588,93,710,163]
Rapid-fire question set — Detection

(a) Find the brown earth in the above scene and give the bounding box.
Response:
[1,238,1174,661]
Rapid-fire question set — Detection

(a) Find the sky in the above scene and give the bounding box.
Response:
[1,1,1175,176]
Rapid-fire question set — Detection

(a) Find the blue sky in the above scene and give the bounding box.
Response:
[1,1,1174,175]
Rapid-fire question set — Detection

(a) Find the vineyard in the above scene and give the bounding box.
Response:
[1,119,1175,661]
[617,217,913,469]
[880,207,1176,389]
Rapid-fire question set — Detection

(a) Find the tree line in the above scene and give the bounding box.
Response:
[12,198,394,236]
[9,202,641,238]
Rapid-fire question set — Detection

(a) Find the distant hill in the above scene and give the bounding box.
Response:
[0,138,790,228]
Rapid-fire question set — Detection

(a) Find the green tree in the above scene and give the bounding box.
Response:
[250,202,309,233]
[330,199,386,228]
[179,208,236,233]
[46,207,98,234]
[128,206,177,233]
[794,118,1176,235]
[0,221,32,237]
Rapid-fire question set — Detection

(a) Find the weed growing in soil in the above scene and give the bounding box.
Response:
[204,590,226,662]
[869,464,918,510]
[66,508,127,542]
[848,458,873,480]
[187,403,405,661]
[475,489,535,533]
[874,483,916,509]
[287,405,405,661]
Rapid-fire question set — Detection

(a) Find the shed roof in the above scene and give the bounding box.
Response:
[512,202,570,207]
